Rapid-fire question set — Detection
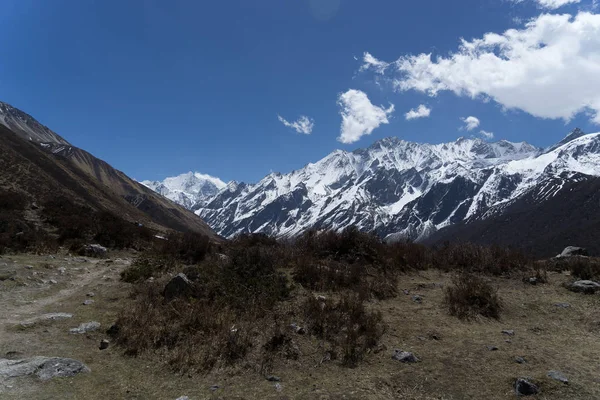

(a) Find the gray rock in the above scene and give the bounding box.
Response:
[82,299,94,306]
[290,323,306,335]
[86,292,95,297]
[557,246,588,258]
[515,357,526,364]
[412,295,423,303]
[528,277,538,285]
[24,265,33,270]
[502,330,515,336]
[36,358,90,380]
[0,357,89,381]
[554,303,570,308]
[209,385,220,391]
[99,339,110,350]
[70,321,101,334]
[515,378,539,396]
[547,370,568,384]
[316,295,327,302]
[487,345,499,351]
[49,279,57,284]
[392,349,419,363]
[81,244,108,258]
[567,280,600,294]
[266,375,281,382]
[164,273,193,301]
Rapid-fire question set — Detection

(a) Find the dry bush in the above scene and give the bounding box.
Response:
[567,258,600,281]
[120,256,176,283]
[444,272,503,320]
[154,231,211,264]
[302,294,385,367]
[434,242,530,276]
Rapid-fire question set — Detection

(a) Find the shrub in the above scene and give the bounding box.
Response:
[444,272,503,320]
[302,294,384,367]
[568,258,600,281]
[120,256,175,283]
[155,231,211,264]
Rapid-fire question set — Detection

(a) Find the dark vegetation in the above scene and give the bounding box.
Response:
[114,227,545,373]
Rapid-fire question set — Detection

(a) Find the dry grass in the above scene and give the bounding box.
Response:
[1,253,600,399]
[444,272,503,320]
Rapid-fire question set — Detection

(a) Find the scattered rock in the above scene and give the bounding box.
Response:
[70,321,101,334]
[49,279,57,285]
[175,397,189,400]
[566,280,600,294]
[289,323,306,335]
[515,357,526,364]
[82,299,94,306]
[266,375,281,382]
[86,292,95,297]
[392,349,419,363]
[557,246,588,258]
[209,385,220,391]
[487,346,499,351]
[527,277,538,285]
[275,382,282,392]
[24,265,33,270]
[99,339,110,350]
[554,303,570,308]
[514,378,539,396]
[402,289,410,295]
[0,357,90,381]
[163,273,193,301]
[502,330,515,336]
[412,295,423,303]
[547,370,568,384]
[316,295,327,302]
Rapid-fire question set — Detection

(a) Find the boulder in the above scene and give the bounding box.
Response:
[0,357,89,381]
[514,378,539,396]
[392,349,419,363]
[557,246,588,258]
[80,244,108,258]
[70,321,101,334]
[163,273,193,301]
[566,280,600,294]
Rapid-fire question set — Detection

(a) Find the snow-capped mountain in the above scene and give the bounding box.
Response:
[141,172,227,210]
[146,129,600,242]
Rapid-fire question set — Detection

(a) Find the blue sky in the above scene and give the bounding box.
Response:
[1,0,600,183]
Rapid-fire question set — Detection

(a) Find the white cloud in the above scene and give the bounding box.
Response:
[359,52,390,74]
[337,89,395,144]
[512,0,580,9]
[277,115,314,135]
[479,130,495,139]
[461,116,481,131]
[405,105,432,120]
[361,12,600,125]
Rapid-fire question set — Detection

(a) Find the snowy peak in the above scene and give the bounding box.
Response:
[141,172,227,210]
[546,127,586,153]
[0,101,70,145]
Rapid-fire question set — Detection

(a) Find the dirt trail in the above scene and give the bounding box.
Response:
[0,258,108,326]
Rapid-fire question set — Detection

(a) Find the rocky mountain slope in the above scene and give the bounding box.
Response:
[0,101,217,238]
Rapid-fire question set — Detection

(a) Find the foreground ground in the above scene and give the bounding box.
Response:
[1,251,599,399]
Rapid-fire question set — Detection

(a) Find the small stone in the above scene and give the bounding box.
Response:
[58,267,66,275]
[505,339,512,343]
[82,300,94,306]
[502,330,515,336]
[316,295,327,302]
[412,295,423,303]
[275,382,282,392]
[515,357,526,364]
[487,345,499,351]
[86,292,95,297]
[49,279,57,284]
[209,385,220,391]
[402,289,410,295]
[392,349,419,363]
[25,265,33,270]
[99,339,109,350]
[175,397,189,400]
[547,370,568,384]
[266,375,281,382]
[528,277,538,285]
[554,303,570,308]
[515,378,539,396]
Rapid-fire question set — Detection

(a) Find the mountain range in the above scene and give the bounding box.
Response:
[145,128,600,256]
[0,101,217,238]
